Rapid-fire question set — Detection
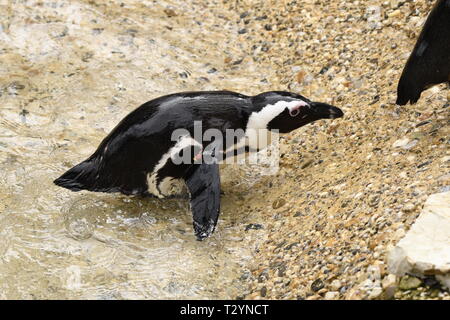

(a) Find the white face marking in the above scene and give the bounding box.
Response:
[221,100,309,158]
[147,135,201,198]
[243,100,308,151]
[246,100,308,131]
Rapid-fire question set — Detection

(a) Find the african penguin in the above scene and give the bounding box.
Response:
[54,91,344,240]
[396,0,450,105]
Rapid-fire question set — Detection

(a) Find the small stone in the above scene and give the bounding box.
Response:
[301,159,313,169]
[272,199,286,209]
[330,279,342,291]
[368,194,380,207]
[296,70,306,84]
[317,288,327,294]
[403,140,418,150]
[402,202,416,212]
[245,223,264,231]
[260,286,267,297]
[390,0,402,9]
[417,161,432,169]
[392,137,418,150]
[324,291,339,300]
[368,287,383,299]
[392,138,410,148]
[311,279,325,292]
[240,12,249,19]
[164,8,177,17]
[399,276,422,290]
[367,265,381,281]
[382,274,398,299]
[9,81,25,90]
[346,287,364,299]
[389,10,401,18]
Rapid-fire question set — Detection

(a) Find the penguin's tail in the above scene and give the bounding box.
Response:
[54,158,104,192]
[54,157,147,195]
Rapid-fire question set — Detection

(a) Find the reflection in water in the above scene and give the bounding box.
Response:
[0,0,275,299]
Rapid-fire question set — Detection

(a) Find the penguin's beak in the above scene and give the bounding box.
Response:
[309,102,344,119]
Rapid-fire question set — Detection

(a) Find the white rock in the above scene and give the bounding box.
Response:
[402,202,416,212]
[367,265,381,281]
[392,138,417,150]
[388,192,450,289]
[360,278,374,289]
[368,287,383,300]
[392,138,410,148]
[324,291,339,300]
[381,274,398,299]
[382,274,397,289]
[330,279,342,291]
[399,171,408,179]
[403,140,418,150]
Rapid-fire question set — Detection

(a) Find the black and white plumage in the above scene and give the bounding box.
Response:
[396,0,450,105]
[54,91,343,240]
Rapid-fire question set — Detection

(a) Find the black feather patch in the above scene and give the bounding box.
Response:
[396,0,450,105]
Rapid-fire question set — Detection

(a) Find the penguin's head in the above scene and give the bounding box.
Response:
[250,91,343,133]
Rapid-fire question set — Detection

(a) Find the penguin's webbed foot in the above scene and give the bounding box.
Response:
[184,162,221,241]
[194,219,216,241]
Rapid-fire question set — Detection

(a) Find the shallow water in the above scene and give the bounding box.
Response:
[0,0,275,299]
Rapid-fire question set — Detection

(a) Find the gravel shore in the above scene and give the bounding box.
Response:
[225,0,450,300]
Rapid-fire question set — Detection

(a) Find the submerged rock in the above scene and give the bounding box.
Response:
[388,192,450,289]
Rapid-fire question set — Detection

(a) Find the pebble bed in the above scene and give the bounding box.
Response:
[225,0,450,300]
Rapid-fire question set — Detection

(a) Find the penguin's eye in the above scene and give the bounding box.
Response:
[289,108,300,117]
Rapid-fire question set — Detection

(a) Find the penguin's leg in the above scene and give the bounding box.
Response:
[184,162,221,241]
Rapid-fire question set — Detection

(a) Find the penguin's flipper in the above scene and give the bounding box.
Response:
[184,162,221,241]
